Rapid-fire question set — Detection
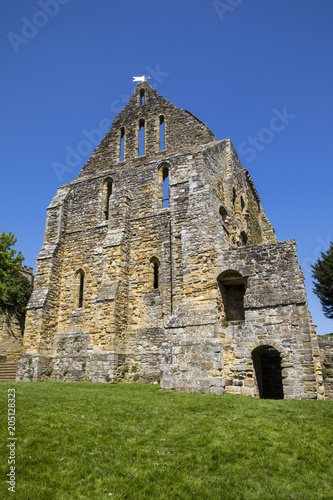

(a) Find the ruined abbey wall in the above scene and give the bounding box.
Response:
[17,82,324,399]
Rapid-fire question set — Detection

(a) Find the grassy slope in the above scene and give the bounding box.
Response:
[1,382,333,500]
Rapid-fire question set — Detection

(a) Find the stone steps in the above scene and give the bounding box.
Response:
[0,363,17,381]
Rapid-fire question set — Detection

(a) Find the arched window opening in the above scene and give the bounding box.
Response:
[241,196,245,212]
[140,88,145,106]
[162,165,169,208]
[159,115,165,151]
[103,178,113,221]
[218,270,246,321]
[139,119,145,156]
[150,257,160,289]
[252,346,284,399]
[74,269,84,309]
[120,127,125,162]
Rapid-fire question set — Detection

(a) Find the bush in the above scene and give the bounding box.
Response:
[122,365,129,376]
[322,367,332,380]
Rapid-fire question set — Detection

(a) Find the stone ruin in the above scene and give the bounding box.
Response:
[16,81,325,399]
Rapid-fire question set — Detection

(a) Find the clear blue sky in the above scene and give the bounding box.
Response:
[1,0,332,334]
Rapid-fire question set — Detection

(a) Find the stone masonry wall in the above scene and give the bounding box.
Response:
[17,82,323,399]
[217,242,323,399]
[318,337,333,399]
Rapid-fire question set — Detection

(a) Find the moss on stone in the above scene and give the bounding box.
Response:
[249,206,263,244]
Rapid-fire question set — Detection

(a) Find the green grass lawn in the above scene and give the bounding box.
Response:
[1,382,333,500]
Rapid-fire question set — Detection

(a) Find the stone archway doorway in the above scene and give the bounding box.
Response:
[252,346,284,399]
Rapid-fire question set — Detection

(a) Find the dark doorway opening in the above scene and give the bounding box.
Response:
[252,346,284,399]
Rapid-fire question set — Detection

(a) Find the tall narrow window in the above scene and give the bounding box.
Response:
[120,127,125,162]
[140,88,145,106]
[159,115,165,150]
[74,269,84,309]
[103,178,113,221]
[150,257,160,289]
[153,261,159,289]
[162,165,169,208]
[139,119,145,156]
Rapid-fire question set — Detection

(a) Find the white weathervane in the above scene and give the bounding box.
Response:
[132,75,151,82]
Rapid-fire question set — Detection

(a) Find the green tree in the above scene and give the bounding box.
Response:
[0,272,33,317]
[0,232,24,281]
[312,242,333,320]
[0,232,32,317]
